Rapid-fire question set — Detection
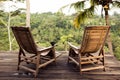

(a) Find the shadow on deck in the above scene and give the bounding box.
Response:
[0,51,120,80]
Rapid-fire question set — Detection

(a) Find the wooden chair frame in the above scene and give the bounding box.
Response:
[68,26,110,75]
[11,27,62,77]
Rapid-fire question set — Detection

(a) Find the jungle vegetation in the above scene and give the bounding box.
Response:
[0,11,120,60]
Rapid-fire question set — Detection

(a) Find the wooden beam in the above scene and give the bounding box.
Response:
[69,56,79,65]
[81,60,99,64]
[81,66,104,71]
[38,59,55,68]
[19,65,36,73]
[81,56,103,60]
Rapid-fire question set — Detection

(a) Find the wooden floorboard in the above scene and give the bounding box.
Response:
[0,51,120,80]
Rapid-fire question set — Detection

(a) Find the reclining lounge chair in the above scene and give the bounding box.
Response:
[11,26,62,77]
[68,26,110,75]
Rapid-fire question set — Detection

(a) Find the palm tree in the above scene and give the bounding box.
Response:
[68,0,120,54]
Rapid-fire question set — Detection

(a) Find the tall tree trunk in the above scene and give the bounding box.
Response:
[8,11,12,51]
[26,0,30,27]
[105,10,114,55]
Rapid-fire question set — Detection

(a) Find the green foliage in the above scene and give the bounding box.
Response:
[0,12,120,60]
[114,46,120,60]
[68,0,120,28]
[73,5,95,28]
[0,27,9,50]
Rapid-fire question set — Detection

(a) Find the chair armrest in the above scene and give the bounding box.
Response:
[37,46,54,53]
[68,42,79,51]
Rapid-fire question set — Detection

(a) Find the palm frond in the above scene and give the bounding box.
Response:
[113,1,120,8]
[70,1,85,11]
[74,5,95,28]
[58,4,70,13]
[90,0,99,6]
[11,8,25,17]
[0,10,4,17]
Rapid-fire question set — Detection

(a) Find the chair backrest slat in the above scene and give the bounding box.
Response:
[11,27,37,54]
[80,26,110,54]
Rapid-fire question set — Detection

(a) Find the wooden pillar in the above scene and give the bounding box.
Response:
[26,0,30,27]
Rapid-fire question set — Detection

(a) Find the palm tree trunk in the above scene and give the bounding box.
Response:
[105,10,114,55]
[26,0,30,27]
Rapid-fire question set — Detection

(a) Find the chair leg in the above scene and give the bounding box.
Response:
[79,54,82,75]
[17,65,20,70]
[17,58,20,70]
[67,56,70,64]
[80,69,82,75]
[34,60,39,77]
[34,67,39,77]
[79,63,82,75]
[54,57,57,65]
[103,67,106,71]
[34,69,39,78]
[103,57,106,71]
[34,54,40,77]
[67,48,72,64]
[102,50,106,71]
[67,53,73,64]
[17,49,22,70]
[54,51,57,65]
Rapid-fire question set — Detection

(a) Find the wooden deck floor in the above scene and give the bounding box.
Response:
[0,51,120,80]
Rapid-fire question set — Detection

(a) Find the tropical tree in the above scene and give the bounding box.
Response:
[7,0,30,27]
[67,0,120,54]
[0,0,25,51]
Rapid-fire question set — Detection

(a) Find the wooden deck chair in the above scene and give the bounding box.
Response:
[68,26,110,75]
[11,26,62,77]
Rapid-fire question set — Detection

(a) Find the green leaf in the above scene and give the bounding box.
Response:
[113,1,120,8]
[73,5,95,28]
[70,1,85,11]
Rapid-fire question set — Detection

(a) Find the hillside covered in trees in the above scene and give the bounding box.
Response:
[0,12,120,60]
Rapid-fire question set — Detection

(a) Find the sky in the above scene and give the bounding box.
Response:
[29,0,120,15]
[3,0,120,15]
[3,0,79,15]
[30,0,78,14]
